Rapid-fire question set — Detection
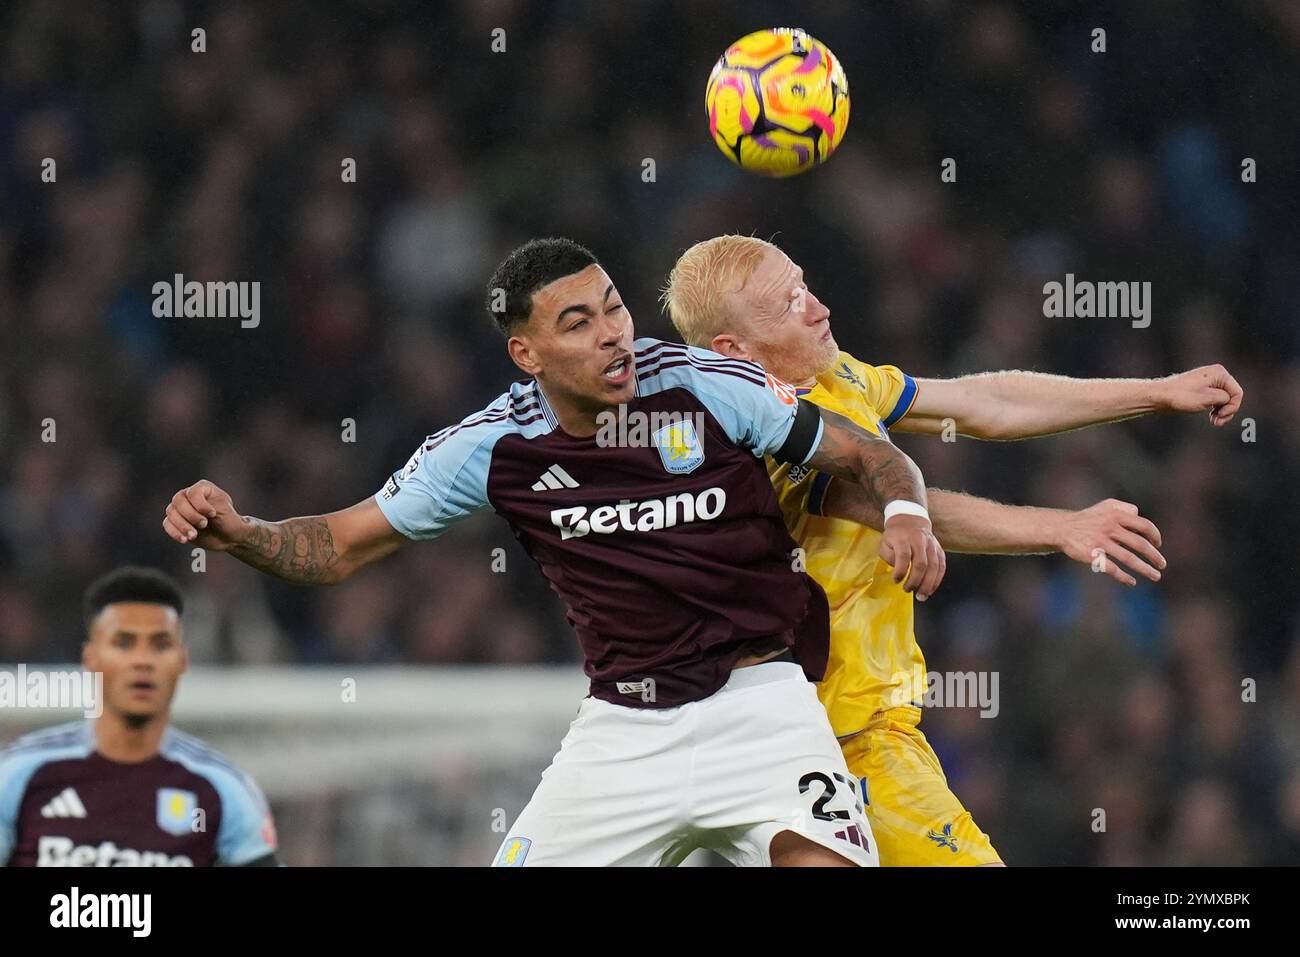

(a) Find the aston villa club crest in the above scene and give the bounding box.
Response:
[496,836,531,866]
[156,788,198,836]
[654,419,705,474]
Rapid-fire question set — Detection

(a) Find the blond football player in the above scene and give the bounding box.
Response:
[662,235,1243,865]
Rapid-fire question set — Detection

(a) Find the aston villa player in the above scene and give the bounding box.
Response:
[160,238,946,866]
[0,567,278,867]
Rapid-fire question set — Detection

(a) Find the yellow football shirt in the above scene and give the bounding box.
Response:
[768,352,924,737]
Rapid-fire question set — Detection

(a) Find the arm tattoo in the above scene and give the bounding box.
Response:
[806,407,927,510]
[229,516,341,585]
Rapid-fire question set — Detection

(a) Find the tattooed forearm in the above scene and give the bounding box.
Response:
[806,407,927,511]
[228,515,342,585]
[860,444,926,508]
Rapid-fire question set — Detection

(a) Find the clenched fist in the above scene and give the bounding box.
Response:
[878,514,946,602]
[162,480,247,552]
[1160,364,1244,427]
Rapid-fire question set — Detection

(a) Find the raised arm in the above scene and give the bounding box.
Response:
[804,406,946,600]
[822,480,1166,588]
[162,480,406,585]
[896,365,1243,440]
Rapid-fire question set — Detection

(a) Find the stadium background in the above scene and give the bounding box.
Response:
[1,0,1297,866]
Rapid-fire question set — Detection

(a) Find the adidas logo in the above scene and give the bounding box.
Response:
[41,787,87,819]
[834,823,869,850]
[531,464,579,492]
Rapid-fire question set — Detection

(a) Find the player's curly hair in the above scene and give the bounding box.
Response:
[83,566,184,629]
[485,237,600,336]
[660,234,771,348]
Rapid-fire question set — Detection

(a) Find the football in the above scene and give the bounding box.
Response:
[705,27,850,177]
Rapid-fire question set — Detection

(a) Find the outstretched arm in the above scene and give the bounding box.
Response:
[896,365,1243,439]
[163,481,406,585]
[822,480,1166,588]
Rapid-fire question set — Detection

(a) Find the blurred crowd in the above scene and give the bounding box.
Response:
[1,0,1297,864]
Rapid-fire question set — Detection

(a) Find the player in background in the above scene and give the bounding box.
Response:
[0,567,279,867]
[662,235,1244,866]
[161,237,946,867]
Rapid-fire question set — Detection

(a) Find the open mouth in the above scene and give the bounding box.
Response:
[128,680,156,695]
[602,354,632,382]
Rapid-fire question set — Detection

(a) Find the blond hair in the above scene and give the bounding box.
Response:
[660,235,771,348]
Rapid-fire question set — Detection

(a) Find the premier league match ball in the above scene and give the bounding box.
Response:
[705,27,850,177]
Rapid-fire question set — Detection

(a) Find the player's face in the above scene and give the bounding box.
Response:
[82,603,187,723]
[731,246,838,384]
[514,264,637,414]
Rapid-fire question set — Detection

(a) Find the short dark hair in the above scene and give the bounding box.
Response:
[485,237,600,336]
[83,566,184,629]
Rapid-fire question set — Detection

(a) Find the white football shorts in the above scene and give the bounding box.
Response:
[492,660,877,866]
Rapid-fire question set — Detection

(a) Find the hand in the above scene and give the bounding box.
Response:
[1055,499,1165,587]
[877,514,946,601]
[1160,364,1243,426]
[163,480,247,552]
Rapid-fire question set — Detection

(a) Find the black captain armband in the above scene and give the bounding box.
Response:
[773,399,823,466]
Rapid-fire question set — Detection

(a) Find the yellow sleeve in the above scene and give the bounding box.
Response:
[767,455,828,520]
[839,354,919,428]
[767,391,864,519]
